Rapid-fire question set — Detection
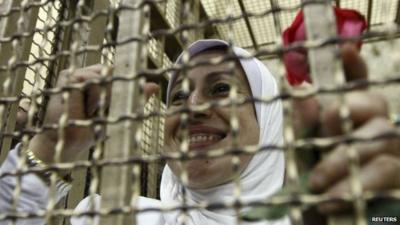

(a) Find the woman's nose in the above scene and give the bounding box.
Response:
[188,91,211,119]
[188,91,205,106]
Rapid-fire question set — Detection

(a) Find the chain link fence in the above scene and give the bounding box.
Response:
[0,0,399,225]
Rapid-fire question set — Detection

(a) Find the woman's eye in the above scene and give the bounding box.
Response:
[171,90,188,105]
[211,83,230,96]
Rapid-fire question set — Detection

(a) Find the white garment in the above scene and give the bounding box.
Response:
[72,194,166,225]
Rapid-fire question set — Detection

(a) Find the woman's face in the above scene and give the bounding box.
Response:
[165,50,260,189]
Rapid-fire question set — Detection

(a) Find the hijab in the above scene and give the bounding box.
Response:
[161,39,289,225]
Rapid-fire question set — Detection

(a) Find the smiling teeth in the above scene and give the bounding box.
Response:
[189,134,221,144]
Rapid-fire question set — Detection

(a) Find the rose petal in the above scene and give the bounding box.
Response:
[282,7,367,86]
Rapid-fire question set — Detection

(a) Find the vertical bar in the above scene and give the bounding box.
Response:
[366,0,373,30]
[302,1,345,224]
[0,0,39,162]
[65,0,110,211]
[396,0,400,25]
[192,0,202,41]
[302,0,340,93]
[237,0,259,50]
[222,1,245,224]
[172,1,192,223]
[301,1,366,225]
[141,96,165,198]
[79,0,110,66]
[51,1,75,82]
[283,81,303,224]
[32,4,67,225]
[0,1,40,225]
[99,0,147,224]
[45,0,89,223]
[270,0,282,36]
[181,0,200,44]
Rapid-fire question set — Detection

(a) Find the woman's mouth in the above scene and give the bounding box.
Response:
[176,125,227,150]
[188,133,226,150]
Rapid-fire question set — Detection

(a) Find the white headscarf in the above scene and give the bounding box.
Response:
[161,39,289,225]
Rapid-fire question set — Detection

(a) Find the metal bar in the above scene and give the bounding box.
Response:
[38,1,67,125]
[237,0,259,50]
[270,0,282,36]
[64,0,110,212]
[192,0,202,41]
[32,5,67,225]
[51,0,76,81]
[99,0,147,224]
[366,0,373,30]
[45,0,89,223]
[302,0,341,92]
[144,4,169,195]
[250,30,400,60]
[0,0,39,163]
[395,0,400,25]
[79,0,109,66]
[302,1,365,225]
[141,96,165,198]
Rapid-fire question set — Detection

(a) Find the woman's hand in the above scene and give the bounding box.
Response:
[29,64,112,163]
[308,91,399,214]
[28,64,161,164]
[292,44,400,215]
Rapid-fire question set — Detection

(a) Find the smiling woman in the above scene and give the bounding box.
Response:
[160,39,288,225]
[165,48,259,189]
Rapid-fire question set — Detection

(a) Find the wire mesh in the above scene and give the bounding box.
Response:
[0,0,399,225]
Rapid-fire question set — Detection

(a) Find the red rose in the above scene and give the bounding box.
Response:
[282,7,367,86]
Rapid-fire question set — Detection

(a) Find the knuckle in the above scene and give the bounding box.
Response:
[372,155,400,174]
[321,103,342,135]
[368,118,399,156]
[371,117,394,129]
[354,117,394,137]
[322,105,339,125]
[316,147,349,177]
[368,90,389,112]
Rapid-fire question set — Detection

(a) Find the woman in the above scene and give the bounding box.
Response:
[161,39,287,224]
[72,39,288,225]
[0,39,288,225]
